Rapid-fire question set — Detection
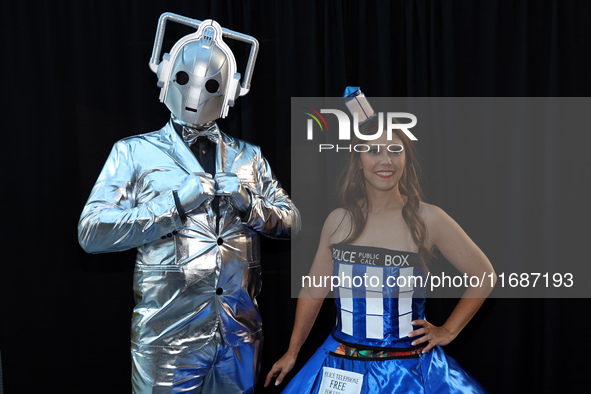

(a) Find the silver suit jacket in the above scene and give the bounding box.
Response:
[78,119,300,353]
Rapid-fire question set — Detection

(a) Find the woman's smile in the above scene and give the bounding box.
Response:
[375,170,395,178]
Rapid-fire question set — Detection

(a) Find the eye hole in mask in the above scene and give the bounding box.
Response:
[205,79,220,93]
[175,71,189,85]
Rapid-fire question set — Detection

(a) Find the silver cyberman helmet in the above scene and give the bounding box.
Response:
[149,13,259,126]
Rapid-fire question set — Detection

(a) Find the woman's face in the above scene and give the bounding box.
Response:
[358,133,406,192]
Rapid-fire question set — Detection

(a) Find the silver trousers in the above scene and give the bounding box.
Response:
[131,329,262,393]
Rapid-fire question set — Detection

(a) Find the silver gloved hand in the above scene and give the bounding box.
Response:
[176,172,216,213]
[214,172,252,213]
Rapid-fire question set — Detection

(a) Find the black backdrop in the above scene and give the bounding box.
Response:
[1,1,590,393]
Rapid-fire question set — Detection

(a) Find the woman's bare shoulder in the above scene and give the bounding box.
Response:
[419,201,442,216]
[327,207,348,220]
[324,208,349,229]
[323,208,352,244]
[419,202,450,226]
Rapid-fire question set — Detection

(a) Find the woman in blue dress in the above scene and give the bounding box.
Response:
[265,124,496,393]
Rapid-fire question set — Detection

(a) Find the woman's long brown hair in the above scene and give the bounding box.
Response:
[337,129,434,269]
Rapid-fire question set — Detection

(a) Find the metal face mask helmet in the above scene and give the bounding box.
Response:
[149,13,259,126]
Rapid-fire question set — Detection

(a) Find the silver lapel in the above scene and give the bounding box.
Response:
[216,131,238,174]
[143,120,204,174]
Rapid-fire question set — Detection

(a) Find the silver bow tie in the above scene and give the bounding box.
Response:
[182,124,219,145]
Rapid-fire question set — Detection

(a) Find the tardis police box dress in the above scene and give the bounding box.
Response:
[282,244,486,394]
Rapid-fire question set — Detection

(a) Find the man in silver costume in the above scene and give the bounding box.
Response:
[78,13,300,393]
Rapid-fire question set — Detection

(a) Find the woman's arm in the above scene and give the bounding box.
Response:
[264,209,347,387]
[264,295,325,387]
[409,204,497,353]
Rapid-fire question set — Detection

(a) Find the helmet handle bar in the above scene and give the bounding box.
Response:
[148,12,259,93]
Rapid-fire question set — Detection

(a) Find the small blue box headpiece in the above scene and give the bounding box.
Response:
[343,86,380,134]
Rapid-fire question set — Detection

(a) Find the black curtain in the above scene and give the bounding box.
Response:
[1,1,589,393]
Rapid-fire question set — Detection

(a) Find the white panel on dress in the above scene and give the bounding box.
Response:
[341,309,353,336]
[365,266,383,316]
[398,293,413,314]
[340,288,353,312]
[398,267,415,292]
[398,312,413,338]
[338,263,353,288]
[366,315,384,339]
[366,295,383,315]
[398,267,415,338]
[365,266,383,290]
